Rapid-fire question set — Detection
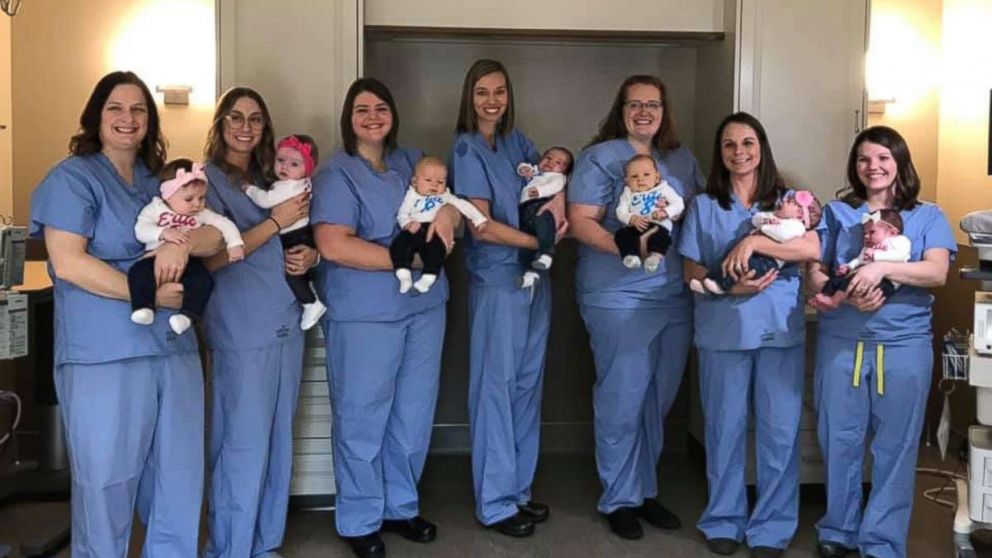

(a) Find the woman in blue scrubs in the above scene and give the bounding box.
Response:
[451,59,566,538]
[312,77,459,558]
[808,126,954,558]
[568,74,704,540]
[29,71,216,557]
[200,87,316,558]
[678,112,820,558]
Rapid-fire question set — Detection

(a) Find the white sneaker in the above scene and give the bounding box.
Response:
[131,308,154,325]
[169,314,193,335]
[703,278,726,295]
[395,268,413,294]
[413,273,437,294]
[622,255,642,269]
[300,300,326,331]
[519,271,540,289]
[532,254,553,271]
[644,254,663,273]
[689,279,706,294]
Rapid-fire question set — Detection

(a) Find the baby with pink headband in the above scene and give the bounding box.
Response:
[242,134,326,330]
[691,189,822,295]
[129,158,244,335]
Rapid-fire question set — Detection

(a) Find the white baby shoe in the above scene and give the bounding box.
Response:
[519,271,540,289]
[413,273,437,294]
[395,268,413,294]
[131,308,154,326]
[643,254,663,274]
[169,314,192,335]
[301,300,326,331]
[532,254,553,271]
[622,255,642,269]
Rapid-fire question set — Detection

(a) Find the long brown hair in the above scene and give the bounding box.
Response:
[70,71,167,173]
[204,87,276,185]
[587,75,680,153]
[838,126,920,211]
[455,59,515,137]
[705,112,785,211]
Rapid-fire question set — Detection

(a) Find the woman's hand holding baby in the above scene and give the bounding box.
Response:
[629,215,651,232]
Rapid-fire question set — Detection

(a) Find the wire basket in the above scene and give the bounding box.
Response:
[942,333,970,381]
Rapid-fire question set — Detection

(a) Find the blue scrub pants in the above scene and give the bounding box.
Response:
[814,334,932,558]
[57,352,203,558]
[325,305,445,537]
[205,336,305,558]
[468,281,551,525]
[696,345,804,549]
[579,304,692,513]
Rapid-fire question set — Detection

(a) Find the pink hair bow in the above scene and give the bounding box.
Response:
[278,135,316,177]
[793,189,814,229]
[160,162,207,200]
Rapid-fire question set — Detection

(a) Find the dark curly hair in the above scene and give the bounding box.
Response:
[69,71,167,173]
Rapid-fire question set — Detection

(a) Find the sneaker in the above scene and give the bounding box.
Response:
[168,314,192,335]
[413,273,437,294]
[689,278,707,294]
[643,254,663,273]
[622,255,642,269]
[131,308,154,325]
[519,271,540,289]
[300,300,326,330]
[395,268,413,294]
[532,254,553,270]
[703,278,726,295]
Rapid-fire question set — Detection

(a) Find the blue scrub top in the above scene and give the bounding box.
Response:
[29,154,198,365]
[567,139,704,309]
[817,200,956,344]
[450,130,540,288]
[202,162,302,350]
[311,147,448,322]
[678,192,805,351]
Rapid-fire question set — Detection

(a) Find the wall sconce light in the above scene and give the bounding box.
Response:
[156,85,193,106]
[867,98,896,115]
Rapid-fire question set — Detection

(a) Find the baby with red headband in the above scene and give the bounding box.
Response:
[130,158,245,335]
[812,208,911,307]
[242,134,326,330]
[691,189,823,295]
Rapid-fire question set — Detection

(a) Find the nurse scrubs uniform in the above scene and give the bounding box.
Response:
[30,154,204,558]
[311,147,447,537]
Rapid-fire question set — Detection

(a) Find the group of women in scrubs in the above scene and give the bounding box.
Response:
[31,59,951,558]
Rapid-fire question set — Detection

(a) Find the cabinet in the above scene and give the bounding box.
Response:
[217,0,868,497]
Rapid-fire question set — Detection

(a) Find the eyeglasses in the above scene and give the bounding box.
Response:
[224,112,266,130]
[624,100,663,112]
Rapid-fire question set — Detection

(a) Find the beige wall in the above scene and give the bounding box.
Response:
[0,15,10,220]
[11,0,215,225]
[865,0,943,203]
[935,0,992,244]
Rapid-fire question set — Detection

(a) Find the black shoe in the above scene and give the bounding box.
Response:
[518,501,550,523]
[381,516,437,543]
[342,533,385,558]
[489,512,535,537]
[706,537,740,556]
[603,507,643,540]
[750,546,783,558]
[634,499,680,529]
[816,541,856,558]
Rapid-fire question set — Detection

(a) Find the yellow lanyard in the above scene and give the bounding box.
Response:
[852,341,885,395]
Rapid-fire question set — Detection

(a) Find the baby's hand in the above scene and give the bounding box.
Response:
[651,209,668,221]
[527,187,539,199]
[240,182,251,193]
[629,215,650,232]
[836,264,850,276]
[863,247,875,261]
[405,222,422,234]
[518,166,535,179]
[160,228,189,245]
[228,245,245,263]
[655,198,669,209]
